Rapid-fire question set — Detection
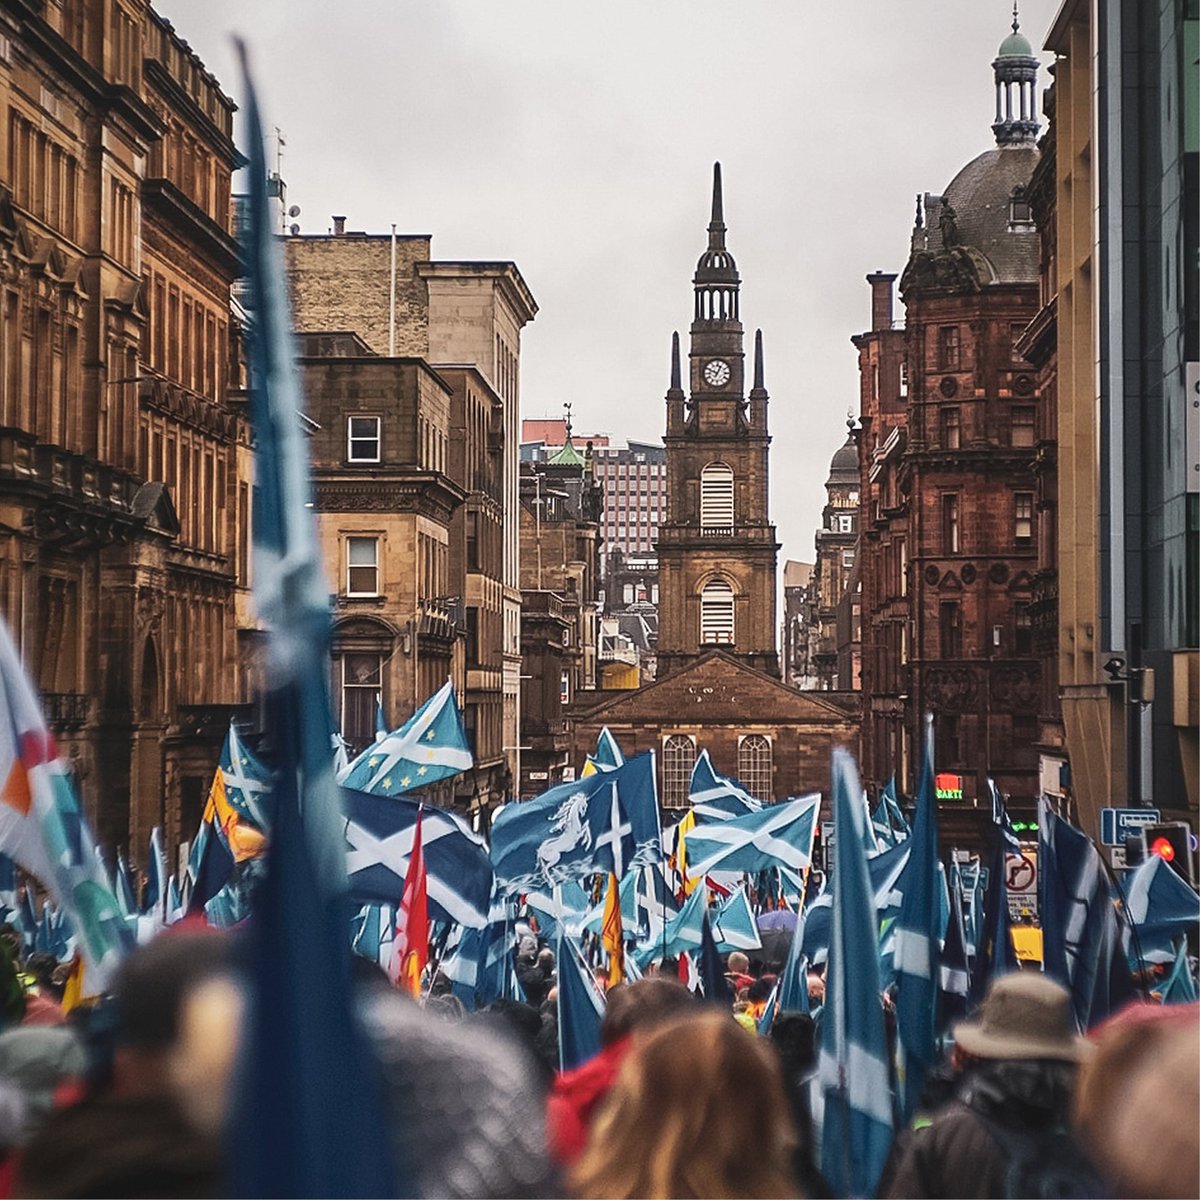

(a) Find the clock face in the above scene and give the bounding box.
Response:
[703,359,731,388]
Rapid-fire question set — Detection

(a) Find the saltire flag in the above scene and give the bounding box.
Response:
[636,880,707,966]
[226,47,398,1199]
[688,750,762,822]
[142,827,167,918]
[697,909,732,1005]
[581,726,624,777]
[389,807,428,995]
[600,872,624,987]
[799,891,832,967]
[339,679,472,797]
[872,775,908,847]
[374,700,387,744]
[113,852,138,923]
[683,794,820,880]
[185,818,234,916]
[861,791,881,856]
[776,908,811,1016]
[818,749,894,1199]
[442,890,515,1011]
[1122,853,1200,965]
[711,887,762,953]
[988,778,1022,850]
[938,871,971,1027]
[1159,938,1198,1005]
[0,617,129,991]
[892,714,941,1121]
[1039,800,1115,1031]
[342,787,492,928]
[331,731,351,778]
[165,876,183,925]
[490,751,662,892]
[522,880,589,944]
[969,838,1016,1008]
[352,904,386,966]
[557,933,605,1070]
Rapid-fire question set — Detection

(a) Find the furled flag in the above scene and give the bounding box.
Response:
[390,807,428,996]
[988,778,1022,850]
[892,714,941,1121]
[142,827,167,919]
[600,872,624,988]
[688,750,763,822]
[0,616,129,991]
[342,787,493,928]
[938,871,971,1027]
[557,933,605,1070]
[113,852,138,923]
[683,794,820,880]
[711,887,762,953]
[818,749,894,1199]
[776,907,811,1016]
[490,751,662,892]
[969,838,1016,1008]
[1122,853,1200,965]
[226,45,397,1199]
[1159,938,1198,1005]
[697,909,733,1005]
[339,679,472,797]
[374,701,387,744]
[581,726,624,777]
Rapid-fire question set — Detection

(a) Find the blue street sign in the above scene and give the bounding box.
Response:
[1099,807,1160,847]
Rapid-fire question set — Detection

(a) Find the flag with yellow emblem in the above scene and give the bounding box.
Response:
[601,871,624,987]
[338,679,472,796]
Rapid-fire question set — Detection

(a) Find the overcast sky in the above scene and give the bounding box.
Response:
[167,0,1060,566]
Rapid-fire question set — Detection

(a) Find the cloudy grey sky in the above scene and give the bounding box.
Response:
[167,0,1059,565]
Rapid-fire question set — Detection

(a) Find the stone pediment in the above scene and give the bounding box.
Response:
[574,650,858,725]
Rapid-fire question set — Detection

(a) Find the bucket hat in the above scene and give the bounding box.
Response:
[954,972,1090,1062]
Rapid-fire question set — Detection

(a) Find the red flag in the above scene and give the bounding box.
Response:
[390,806,428,995]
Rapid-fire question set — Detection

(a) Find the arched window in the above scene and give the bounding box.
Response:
[738,734,772,802]
[662,734,696,808]
[700,462,734,533]
[700,577,735,645]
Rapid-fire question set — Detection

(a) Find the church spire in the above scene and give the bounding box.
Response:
[670,330,682,391]
[693,162,740,323]
[708,162,725,247]
[752,328,764,391]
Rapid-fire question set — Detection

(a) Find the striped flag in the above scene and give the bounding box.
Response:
[818,749,894,1198]
[688,750,762,822]
[557,933,605,1070]
[683,793,819,880]
[711,887,762,953]
[582,726,625,777]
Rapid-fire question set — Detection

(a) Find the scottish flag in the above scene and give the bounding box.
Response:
[711,887,762,953]
[683,793,819,880]
[342,788,492,928]
[441,891,516,1010]
[799,891,832,966]
[777,906,811,1015]
[938,872,971,1025]
[490,751,661,892]
[523,880,590,942]
[688,750,762,822]
[872,775,908,847]
[818,749,893,1199]
[969,839,1016,1007]
[1123,854,1200,965]
[636,882,707,965]
[558,933,605,1070]
[988,778,1022,850]
[339,680,472,796]
[892,714,941,1120]
[142,828,167,918]
[582,727,624,777]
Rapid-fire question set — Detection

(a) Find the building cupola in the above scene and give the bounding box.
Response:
[693,162,741,323]
[992,3,1039,146]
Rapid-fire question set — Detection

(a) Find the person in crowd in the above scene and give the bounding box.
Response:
[517,946,552,1008]
[18,954,65,1027]
[0,942,26,1029]
[482,998,554,1092]
[1074,1001,1199,1199]
[546,975,694,1167]
[569,1010,800,1198]
[768,1012,829,1198]
[745,975,776,1023]
[14,928,235,1198]
[725,950,754,993]
[881,973,1104,1199]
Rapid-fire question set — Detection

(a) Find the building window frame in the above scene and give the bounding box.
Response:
[938,325,961,371]
[1011,405,1035,448]
[940,600,963,658]
[1014,492,1034,545]
[340,651,382,753]
[737,733,772,803]
[347,415,382,464]
[941,405,961,449]
[941,493,960,554]
[699,577,735,645]
[346,535,380,597]
[699,461,735,533]
[662,733,697,808]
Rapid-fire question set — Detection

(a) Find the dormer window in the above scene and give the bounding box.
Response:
[1008,187,1034,230]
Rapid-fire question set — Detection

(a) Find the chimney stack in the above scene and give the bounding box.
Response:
[331,215,347,236]
[866,271,897,332]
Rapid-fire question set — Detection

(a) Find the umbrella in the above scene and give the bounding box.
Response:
[756,908,798,931]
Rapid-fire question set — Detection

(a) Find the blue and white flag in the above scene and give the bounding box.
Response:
[938,871,971,1025]
[1159,938,1198,1005]
[1123,853,1200,965]
[557,933,605,1070]
[871,775,909,848]
[374,701,387,744]
[339,680,472,796]
[442,890,516,1010]
[113,852,138,923]
[969,839,1016,1007]
[988,778,1022,850]
[490,751,662,892]
[636,881,707,965]
[818,750,894,1199]
[688,750,762,822]
[800,891,832,966]
[585,727,624,774]
[892,714,941,1120]
[683,794,819,880]
[342,788,492,928]
[711,887,762,953]
[142,827,167,918]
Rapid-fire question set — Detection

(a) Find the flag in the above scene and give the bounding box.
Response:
[557,933,605,1070]
[0,617,129,990]
[673,809,700,897]
[1123,854,1200,965]
[352,904,385,966]
[342,787,492,928]
[1039,801,1112,1030]
[683,793,820,880]
[688,750,762,822]
[697,910,732,1005]
[777,908,811,1015]
[1159,939,1198,1004]
[601,872,624,988]
[185,817,234,915]
[390,807,428,995]
[113,852,138,923]
[799,891,832,967]
[581,727,624,778]
[227,46,397,1198]
[969,838,1016,1007]
[711,887,762,953]
[490,751,662,892]
[635,881,707,966]
[892,714,940,1120]
[938,870,971,1027]
[442,889,515,1010]
[142,828,167,917]
[818,749,894,1199]
[339,679,472,796]
[374,700,387,744]
[988,778,1022,850]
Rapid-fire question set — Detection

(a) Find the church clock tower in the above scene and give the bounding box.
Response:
[655,164,780,679]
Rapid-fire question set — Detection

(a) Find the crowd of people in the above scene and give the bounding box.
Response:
[0,918,1195,1198]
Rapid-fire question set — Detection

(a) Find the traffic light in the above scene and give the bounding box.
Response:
[1143,822,1194,885]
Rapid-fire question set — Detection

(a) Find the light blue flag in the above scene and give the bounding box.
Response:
[711,887,762,953]
[683,794,820,880]
[688,750,763,822]
[636,882,707,966]
[113,852,138,923]
[892,714,941,1120]
[1123,854,1200,965]
[166,876,183,925]
[558,934,606,1070]
[777,903,811,1015]
[374,701,387,744]
[523,881,590,943]
[219,722,273,830]
[142,827,167,918]
[351,904,385,964]
[593,727,624,771]
[800,892,832,966]
[339,679,472,796]
[818,749,894,1199]
[1159,938,1198,1005]
[490,751,662,892]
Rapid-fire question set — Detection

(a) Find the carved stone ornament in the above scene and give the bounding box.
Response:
[135,585,165,633]
[925,666,979,712]
[989,562,1010,584]
[924,564,941,585]
[940,376,959,398]
[961,563,977,585]
[991,666,1040,711]
[1014,374,1035,397]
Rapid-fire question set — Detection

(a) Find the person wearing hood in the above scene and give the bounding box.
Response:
[881,973,1106,1199]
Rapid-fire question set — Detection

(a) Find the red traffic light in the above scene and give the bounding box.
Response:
[1149,836,1176,863]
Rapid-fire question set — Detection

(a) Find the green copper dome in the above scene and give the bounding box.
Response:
[997,28,1033,57]
[548,438,586,467]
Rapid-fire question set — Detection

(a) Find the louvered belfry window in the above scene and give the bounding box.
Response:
[700,462,734,532]
[700,578,735,644]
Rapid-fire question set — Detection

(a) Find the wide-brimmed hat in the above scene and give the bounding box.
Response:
[953,972,1090,1062]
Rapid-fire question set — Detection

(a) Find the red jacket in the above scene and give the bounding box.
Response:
[545,1037,630,1166]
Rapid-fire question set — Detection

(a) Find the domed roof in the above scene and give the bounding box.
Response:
[938,145,1039,284]
[997,28,1034,57]
[826,437,858,486]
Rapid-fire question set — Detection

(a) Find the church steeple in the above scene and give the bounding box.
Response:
[693,161,740,323]
[992,3,1039,146]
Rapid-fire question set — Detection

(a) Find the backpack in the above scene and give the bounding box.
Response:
[979,1115,1111,1200]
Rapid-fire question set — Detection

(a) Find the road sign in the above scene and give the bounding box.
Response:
[1006,851,1038,920]
[821,820,835,871]
[1100,807,1160,846]
[1109,844,1127,870]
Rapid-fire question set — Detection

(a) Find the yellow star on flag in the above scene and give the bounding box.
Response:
[368,757,379,768]
[401,776,411,787]
[417,766,427,776]
[382,777,392,789]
